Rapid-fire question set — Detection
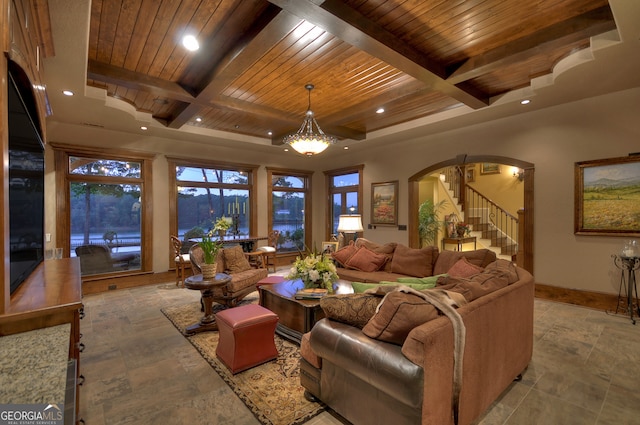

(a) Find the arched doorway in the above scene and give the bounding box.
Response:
[408,155,534,273]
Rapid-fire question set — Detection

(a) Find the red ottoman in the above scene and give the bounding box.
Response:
[215,304,279,374]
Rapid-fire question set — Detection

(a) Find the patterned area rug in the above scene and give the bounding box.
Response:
[161,294,325,425]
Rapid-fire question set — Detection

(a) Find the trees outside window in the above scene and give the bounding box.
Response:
[267,168,312,253]
[53,145,153,276]
[168,159,258,257]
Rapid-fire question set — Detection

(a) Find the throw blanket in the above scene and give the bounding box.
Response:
[376,286,467,425]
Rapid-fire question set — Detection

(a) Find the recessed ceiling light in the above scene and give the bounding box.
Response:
[140,126,148,131]
[521,99,530,105]
[284,148,289,152]
[344,146,349,150]
[182,35,199,51]
[267,131,273,136]
[195,117,202,122]
[62,90,74,96]
[376,107,385,114]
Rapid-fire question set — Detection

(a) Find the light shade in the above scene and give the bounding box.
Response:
[337,214,363,233]
[283,84,337,156]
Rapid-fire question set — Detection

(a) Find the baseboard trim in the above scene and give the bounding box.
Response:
[82,271,175,294]
[535,283,619,312]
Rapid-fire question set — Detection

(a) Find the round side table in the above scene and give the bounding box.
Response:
[183,273,232,335]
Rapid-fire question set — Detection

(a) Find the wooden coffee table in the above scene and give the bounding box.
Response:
[258,278,353,344]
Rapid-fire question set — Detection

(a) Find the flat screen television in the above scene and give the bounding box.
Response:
[8,69,45,294]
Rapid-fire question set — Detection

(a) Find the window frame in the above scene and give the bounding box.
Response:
[52,143,154,276]
[324,165,364,240]
[167,157,258,263]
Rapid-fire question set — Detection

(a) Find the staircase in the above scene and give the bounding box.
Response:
[439,168,518,261]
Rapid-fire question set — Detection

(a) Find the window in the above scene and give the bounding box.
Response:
[53,145,153,276]
[168,158,258,248]
[267,168,312,254]
[325,166,363,239]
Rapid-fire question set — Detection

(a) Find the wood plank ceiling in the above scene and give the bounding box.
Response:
[86,0,615,145]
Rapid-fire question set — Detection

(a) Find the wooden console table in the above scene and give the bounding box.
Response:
[0,258,83,423]
[442,236,477,251]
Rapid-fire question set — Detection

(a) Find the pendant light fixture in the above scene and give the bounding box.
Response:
[283,84,337,156]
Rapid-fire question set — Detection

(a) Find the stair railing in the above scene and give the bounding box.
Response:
[464,185,519,256]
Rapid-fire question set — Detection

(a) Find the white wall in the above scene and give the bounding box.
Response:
[46,86,640,295]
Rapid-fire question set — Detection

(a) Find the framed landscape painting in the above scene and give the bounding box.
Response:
[480,163,500,175]
[371,181,398,226]
[575,155,640,236]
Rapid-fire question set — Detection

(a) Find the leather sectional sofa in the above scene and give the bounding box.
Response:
[300,241,535,425]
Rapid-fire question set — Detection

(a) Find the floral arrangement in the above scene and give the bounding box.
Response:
[287,252,338,292]
[456,222,471,236]
[213,216,231,231]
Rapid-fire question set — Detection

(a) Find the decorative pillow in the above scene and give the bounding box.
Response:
[344,246,388,272]
[362,290,439,345]
[390,244,438,277]
[222,245,251,273]
[447,257,484,278]
[433,249,496,275]
[332,242,359,267]
[320,293,381,329]
[484,259,519,283]
[355,238,397,272]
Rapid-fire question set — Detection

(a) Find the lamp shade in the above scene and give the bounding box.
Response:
[337,214,363,233]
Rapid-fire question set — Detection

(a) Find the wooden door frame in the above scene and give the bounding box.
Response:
[408,154,534,273]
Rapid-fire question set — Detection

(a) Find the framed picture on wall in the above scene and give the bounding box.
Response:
[480,163,500,175]
[575,155,640,236]
[371,181,398,226]
[465,166,475,182]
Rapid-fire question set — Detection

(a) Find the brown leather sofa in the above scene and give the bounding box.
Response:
[300,247,535,425]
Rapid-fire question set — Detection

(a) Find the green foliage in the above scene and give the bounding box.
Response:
[183,226,205,240]
[418,199,447,246]
[200,234,223,264]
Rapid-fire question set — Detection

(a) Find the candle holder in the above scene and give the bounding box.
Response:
[230,214,240,237]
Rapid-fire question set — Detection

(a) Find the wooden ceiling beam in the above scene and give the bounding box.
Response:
[447,7,616,84]
[269,0,490,109]
[87,59,196,102]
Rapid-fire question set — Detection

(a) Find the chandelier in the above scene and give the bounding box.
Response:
[283,84,337,156]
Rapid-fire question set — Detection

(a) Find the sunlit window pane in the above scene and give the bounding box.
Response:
[332,173,358,188]
[272,175,305,188]
[272,191,305,252]
[70,182,141,275]
[69,157,141,178]
[176,167,248,185]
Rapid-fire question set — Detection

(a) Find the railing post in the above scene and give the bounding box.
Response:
[517,209,525,267]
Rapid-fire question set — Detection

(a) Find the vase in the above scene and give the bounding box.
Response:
[217,229,227,238]
[456,228,466,237]
[201,263,216,280]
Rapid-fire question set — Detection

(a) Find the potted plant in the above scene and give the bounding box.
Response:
[418,199,447,247]
[199,233,223,279]
[213,216,231,237]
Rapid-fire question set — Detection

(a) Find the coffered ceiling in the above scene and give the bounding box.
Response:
[42,0,640,153]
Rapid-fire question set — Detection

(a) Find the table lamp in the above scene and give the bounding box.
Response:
[337,214,363,242]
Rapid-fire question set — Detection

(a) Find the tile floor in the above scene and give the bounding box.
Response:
[78,276,640,425]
